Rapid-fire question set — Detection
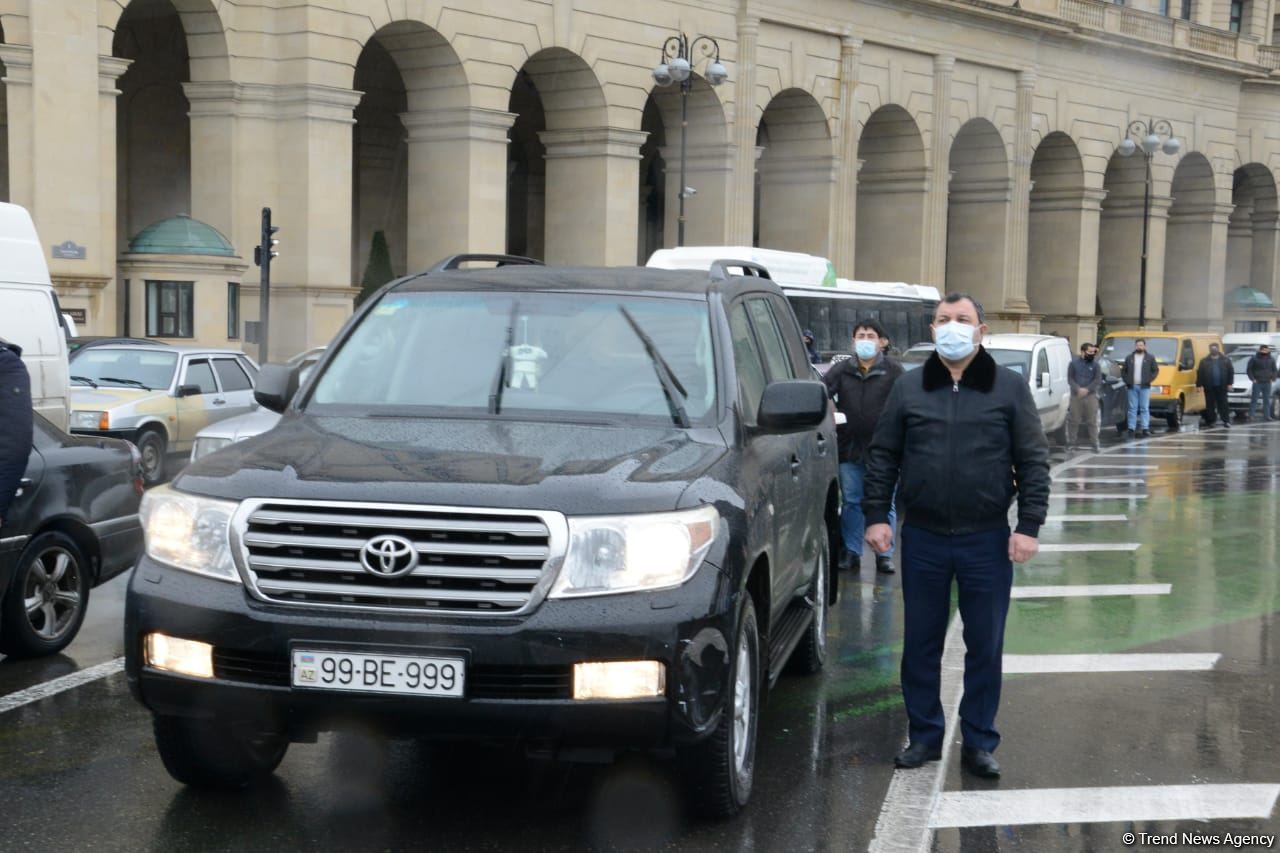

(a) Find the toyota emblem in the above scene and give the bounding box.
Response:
[359,534,419,579]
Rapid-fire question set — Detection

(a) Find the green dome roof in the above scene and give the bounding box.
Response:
[1227,286,1276,310]
[127,215,235,257]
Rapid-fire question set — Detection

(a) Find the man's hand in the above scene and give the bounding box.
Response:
[866,523,894,556]
[1008,533,1039,564]
[1075,388,1087,398]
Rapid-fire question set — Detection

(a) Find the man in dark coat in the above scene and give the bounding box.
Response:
[1066,341,1102,452]
[1196,343,1234,428]
[802,329,821,364]
[863,293,1050,779]
[0,338,33,529]
[822,319,905,574]
[1246,344,1277,421]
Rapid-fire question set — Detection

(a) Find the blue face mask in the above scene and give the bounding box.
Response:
[854,340,879,360]
[934,322,977,361]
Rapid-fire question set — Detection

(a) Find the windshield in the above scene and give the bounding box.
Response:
[69,348,177,390]
[1232,355,1252,375]
[986,348,1032,377]
[900,347,933,371]
[1101,337,1177,365]
[309,291,716,424]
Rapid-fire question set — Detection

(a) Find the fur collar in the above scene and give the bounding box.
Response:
[922,346,997,393]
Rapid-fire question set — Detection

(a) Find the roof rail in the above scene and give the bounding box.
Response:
[427,253,545,273]
[708,259,772,282]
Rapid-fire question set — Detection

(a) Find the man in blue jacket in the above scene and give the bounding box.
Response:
[864,294,1050,779]
[0,338,33,529]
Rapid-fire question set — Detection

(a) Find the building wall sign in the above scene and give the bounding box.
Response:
[51,241,87,260]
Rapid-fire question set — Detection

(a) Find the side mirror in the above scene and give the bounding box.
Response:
[1038,372,1050,389]
[255,363,301,413]
[176,384,203,398]
[757,380,829,432]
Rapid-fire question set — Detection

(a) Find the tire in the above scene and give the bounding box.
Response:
[0,532,90,658]
[792,526,829,675]
[153,714,288,789]
[1165,397,1184,431]
[680,595,760,819]
[135,428,167,486]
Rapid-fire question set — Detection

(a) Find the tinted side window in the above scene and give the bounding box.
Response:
[183,359,217,394]
[1036,348,1049,380]
[237,356,259,380]
[1180,340,1194,368]
[213,358,252,392]
[729,303,768,425]
[747,298,796,381]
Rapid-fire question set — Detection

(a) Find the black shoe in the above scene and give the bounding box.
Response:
[1092,442,1101,453]
[875,554,895,574]
[960,747,1001,778]
[838,549,859,572]
[894,742,942,768]
[1140,430,1151,438]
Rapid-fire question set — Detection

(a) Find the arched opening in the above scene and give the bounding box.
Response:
[352,21,467,281]
[637,97,665,263]
[1163,153,1222,328]
[754,89,834,255]
[1096,150,1151,327]
[1027,133,1091,331]
[855,105,926,282]
[1226,164,1280,312]
[113,0,194,254]
[507,49,618,265]
[946,119,1009,310]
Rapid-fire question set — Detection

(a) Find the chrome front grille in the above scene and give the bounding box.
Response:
[236,500,565,615]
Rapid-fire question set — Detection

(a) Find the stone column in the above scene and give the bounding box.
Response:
[1098,195,1171,328]
[97,57,131,335]
[540,127,647,266]
[924,55,954,289]
[183,82,241,247]
[1165,201,1232,331]
[0,45,33,210]
[401,108,516,271]
[831,36,863,276]
[756,155,839,256]
[1028,186,1106,346]
[728,12,760,245]
[1003,69,1036,314]
[658,141,735,247]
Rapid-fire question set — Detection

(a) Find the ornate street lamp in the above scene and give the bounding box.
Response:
[652,34,727,247]
[1117,119,1181,328]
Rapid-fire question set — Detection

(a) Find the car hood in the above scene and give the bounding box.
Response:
[196,406,282,442]
[177,415,730,515]
[69,387,162,410]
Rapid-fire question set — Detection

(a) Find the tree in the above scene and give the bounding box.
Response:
[358,230,394,305]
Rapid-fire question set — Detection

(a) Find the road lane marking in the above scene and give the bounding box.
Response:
[1054,477,1145,484]
[1011,584,1171,599]
[1037,543,1141,552]
[1099,453,1185,458]
[1044,514,1128,522]
[929,784,1280,829]
[1002,653,1220,673]
[0,657,125,715]
[1051,493,1148,500]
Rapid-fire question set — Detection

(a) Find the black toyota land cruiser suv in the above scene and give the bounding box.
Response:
[125,255,839,817]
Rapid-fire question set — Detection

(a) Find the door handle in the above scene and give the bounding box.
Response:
[790,455,802,476]
[815,432,828,455]
[212,398,227,406]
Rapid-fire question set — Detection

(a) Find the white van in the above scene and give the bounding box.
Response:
[0,203,70,430]
[646,246,837,289]
[1222,332,1280,356]
[983,333,1072,437]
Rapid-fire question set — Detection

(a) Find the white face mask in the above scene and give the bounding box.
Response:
[854,340,879,360]
[934,321,977,361]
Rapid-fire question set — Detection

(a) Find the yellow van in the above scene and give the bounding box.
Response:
[1099,331,1223,430]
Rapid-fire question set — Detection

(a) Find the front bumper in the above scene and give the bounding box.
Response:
[69,428,137,442]
[125,556,736,749]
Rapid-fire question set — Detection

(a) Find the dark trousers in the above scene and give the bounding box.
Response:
[1203,385,1231,425]
[900,524,1012,753]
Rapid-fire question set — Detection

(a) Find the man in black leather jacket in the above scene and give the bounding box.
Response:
[863,294,1050,779]
[0,338,33,529]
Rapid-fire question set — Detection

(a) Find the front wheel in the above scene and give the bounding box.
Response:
[153,715,288,789]
[135,429,167,486]
[680,595,760,819]
[1165,397,1184,431]
[0,532,90,658]
[792,526,829,675]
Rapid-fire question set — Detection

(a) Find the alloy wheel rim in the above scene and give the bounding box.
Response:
[814,548,827,654]
[141,443,160,478]
[22,547,81,641]
[732,638,752,777]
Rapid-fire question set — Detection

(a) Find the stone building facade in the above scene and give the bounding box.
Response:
[3,0,1280,358]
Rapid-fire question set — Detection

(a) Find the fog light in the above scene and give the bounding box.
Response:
[573,661,665,700]
[144,633,214,679]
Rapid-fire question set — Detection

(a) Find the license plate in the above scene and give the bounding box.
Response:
[291,649,465,698]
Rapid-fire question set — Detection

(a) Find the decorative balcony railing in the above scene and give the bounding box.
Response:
[1188,23,1238,57]
[1259,44,1280,71]
[1056,0,1253,67]
[1119,9,1175,46]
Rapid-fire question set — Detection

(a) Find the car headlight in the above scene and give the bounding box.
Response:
[140,484,241,583]
[549,505,719,598]
[71,410,108,430]
[191,436,233,462]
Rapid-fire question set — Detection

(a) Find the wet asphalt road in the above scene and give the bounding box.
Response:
[1,421,1278,851]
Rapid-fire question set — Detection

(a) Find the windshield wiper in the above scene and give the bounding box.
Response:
[99,376,151,390]
[70,375,98,388]
[488,300,520,415]
[618,306,691,428]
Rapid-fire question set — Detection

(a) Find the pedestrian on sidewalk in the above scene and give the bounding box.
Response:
[1066,341,1102,452]
[1122,339,1159,438]
[863,293,1050,779]
[823,319,904,575]
[1246,344,1277,421]
[0,338,33,530]
[1196,343,1234,428]
[803,329,821,365]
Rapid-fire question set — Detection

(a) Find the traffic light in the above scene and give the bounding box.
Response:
[255,207,278,361]
[255,208,280,267]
